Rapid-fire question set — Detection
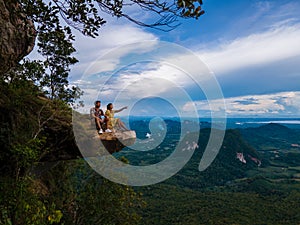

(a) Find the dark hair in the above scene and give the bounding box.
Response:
[95,100,101,105]
[107,103,113,110]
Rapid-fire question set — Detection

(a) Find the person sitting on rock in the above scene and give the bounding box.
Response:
[90,100,107,134]
[105,103,129,132]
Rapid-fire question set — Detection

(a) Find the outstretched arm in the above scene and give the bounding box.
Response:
[114,106,128,113]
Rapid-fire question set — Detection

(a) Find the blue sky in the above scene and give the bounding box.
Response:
[31,0,300,118]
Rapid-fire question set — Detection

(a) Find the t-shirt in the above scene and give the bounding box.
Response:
[90,107,104,119]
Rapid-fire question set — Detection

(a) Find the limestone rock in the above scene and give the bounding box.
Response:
[40,130,136,162]
[100,130,137,154]
[0,0,36,75]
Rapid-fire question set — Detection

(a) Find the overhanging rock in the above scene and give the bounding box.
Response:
[40,130,136,162]
[100,131,136,154]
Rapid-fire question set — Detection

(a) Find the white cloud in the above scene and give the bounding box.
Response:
[73,21,298,116]
[71,24,158,79]
[77,61,195,108]
[198,22,300,75]
[26,0,300,119]
[183,91,300,117]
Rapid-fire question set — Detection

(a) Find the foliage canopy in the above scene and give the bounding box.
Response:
[0,0,206,224]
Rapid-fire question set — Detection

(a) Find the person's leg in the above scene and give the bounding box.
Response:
[119,119,129,131]
[95,118,100,130]
[95,118,103,133]
[100,121,107,131]
[103,117,109,131]
[105,118,113,132]
[114,118,121,131]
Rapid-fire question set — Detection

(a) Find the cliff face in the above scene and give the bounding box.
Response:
[0,0,36,75]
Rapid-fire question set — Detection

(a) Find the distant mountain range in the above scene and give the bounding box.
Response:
[239,123,300,150]
[120,120,300,189]
[129,121,300,225]
[166,128,262,189]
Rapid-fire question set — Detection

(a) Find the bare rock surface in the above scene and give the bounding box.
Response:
[0,0,36,75]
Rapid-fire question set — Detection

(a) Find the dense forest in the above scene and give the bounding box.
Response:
[0,79,144,224]
[1,0,300,224]
[0,0,205,224]
[119,120,300,224]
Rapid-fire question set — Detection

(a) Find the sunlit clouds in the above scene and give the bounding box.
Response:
[183,91,300,117]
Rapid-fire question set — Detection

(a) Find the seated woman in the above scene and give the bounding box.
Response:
[105,103,129,132]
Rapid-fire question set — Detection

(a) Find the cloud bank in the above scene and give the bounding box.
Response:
[183,91,300,117]
[198,22,300,75]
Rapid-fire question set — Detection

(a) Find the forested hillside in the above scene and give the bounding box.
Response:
[117,120,300,224]
[2,0,300,224]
